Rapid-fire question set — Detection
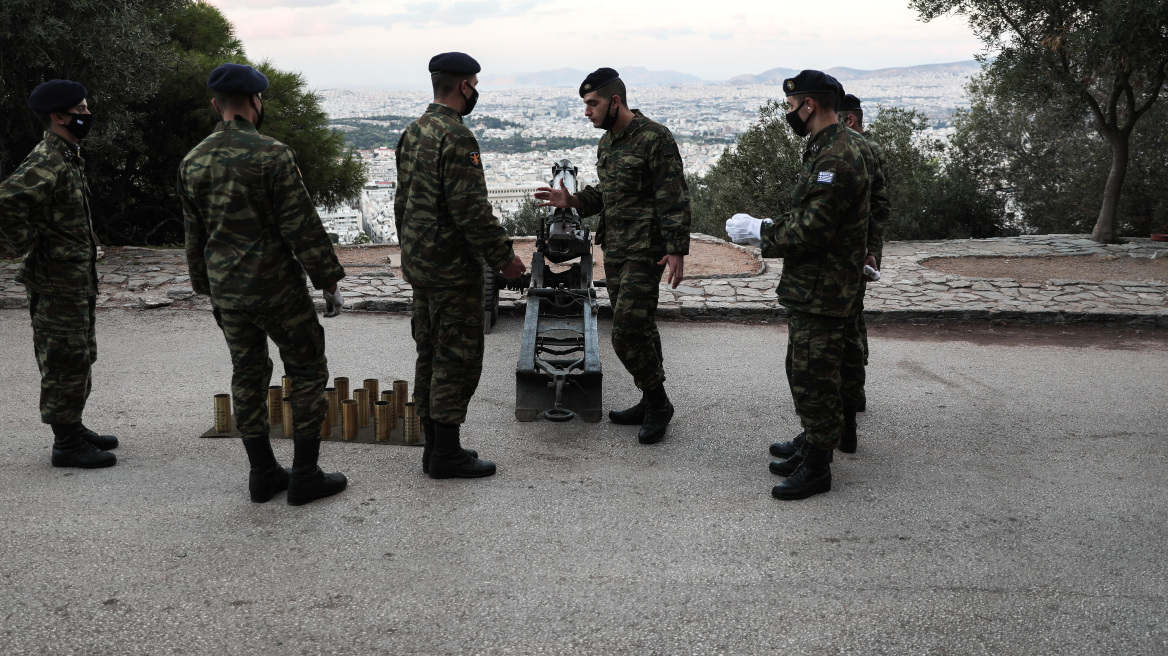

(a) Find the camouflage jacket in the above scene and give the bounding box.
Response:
[394,104,515,288]
[179,120,344,310]
[760,123,870,317]
[575,110,691,262]
[0,132,98,297]
[852,128,890,265]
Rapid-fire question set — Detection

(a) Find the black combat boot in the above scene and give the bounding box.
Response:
[77,423,118,450]
[637,385,674,444]
[287,437,348,506]
[242,437,290,503]
[838,408,858,454]
[428,421,496,479]
[51,422,116,468]
[772,446,832,500]
[421,417,477,475]
[608,393,647,425]
[768,431,805,458]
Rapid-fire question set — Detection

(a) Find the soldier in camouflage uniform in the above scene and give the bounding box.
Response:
[766,90,890,461]
[0,79,117,469]
[836,92,889,452]
[179,63,348,505]
[725,70,871,500]
[395,52,526,479]
[535,68,691,445]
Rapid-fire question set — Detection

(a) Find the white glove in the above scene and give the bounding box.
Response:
[862,264,882,282]
[725,213,772,245]
[323,286,344,317]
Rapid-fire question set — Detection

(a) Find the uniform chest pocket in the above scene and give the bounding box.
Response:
[609,154,647,194]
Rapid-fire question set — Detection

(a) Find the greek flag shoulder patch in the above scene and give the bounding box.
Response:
[816,171,834,184]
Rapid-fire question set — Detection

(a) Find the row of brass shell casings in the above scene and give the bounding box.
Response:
[380,390,397,427]
[281,396,294,437]
[403,402,419,445]
[363,379,379,415]
[267,386,283,426]
[353,388,370,428]
[326,387,340,427]
[334,377,350,401]
[341,399,359,440]
[214,394,233,432]
[374,400,391,441]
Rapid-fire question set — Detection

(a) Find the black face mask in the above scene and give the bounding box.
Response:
[460,84,479,116]
[65,112,94,140]
[785,99,810,138]
[251,97,265,130]
[599,98,618,130]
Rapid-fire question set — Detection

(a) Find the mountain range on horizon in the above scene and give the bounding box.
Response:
[478,60,984,89]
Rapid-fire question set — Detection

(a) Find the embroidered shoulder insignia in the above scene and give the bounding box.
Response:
[469,152,481,167]
[816,171,834,184]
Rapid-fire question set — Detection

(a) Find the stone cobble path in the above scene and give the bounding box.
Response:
[2,234,1165,325]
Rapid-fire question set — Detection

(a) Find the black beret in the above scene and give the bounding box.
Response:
[206,63,269,95]
[429,52,481,75]
[28,80,87,114]
[782,70,839,96]
[839,93,862,112]
[579,68,620,97]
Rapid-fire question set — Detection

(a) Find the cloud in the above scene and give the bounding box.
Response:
[352,0,551,27]
[206,0,339,8]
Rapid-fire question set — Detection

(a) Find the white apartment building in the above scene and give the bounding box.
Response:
[487,183,542,217]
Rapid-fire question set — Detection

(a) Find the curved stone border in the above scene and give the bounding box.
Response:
[0,234,1164,326]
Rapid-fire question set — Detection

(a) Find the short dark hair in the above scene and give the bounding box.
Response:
[34,111,52,129]
[212,90,254,108]
[432,71,473,97]
[592,78,627,108]
[800,91,838,112]
[839,108,864,128]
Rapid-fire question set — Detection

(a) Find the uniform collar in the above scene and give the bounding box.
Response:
[44,131,80,157]
[805,122,842,154]
[216,119,260,133]
[610,109,646,141]
[428,103,464,124]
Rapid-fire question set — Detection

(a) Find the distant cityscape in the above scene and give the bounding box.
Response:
[315,61,982,244]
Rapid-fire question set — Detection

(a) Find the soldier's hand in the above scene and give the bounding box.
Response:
[862,254,880,282]
[657,254,685,289]
[501,254,526,279]
[534,180,579,209]
[323,284,344,317]
[725,213,770,245]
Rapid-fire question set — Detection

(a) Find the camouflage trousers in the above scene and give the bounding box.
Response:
[27,291,96,424]
[839,294,869,411]
[214,291,329,439]
[785,310,848,451]
[604,258,666,391]
[411,280,484,425]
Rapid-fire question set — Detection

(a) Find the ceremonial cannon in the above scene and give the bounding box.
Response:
[511,160,603,422]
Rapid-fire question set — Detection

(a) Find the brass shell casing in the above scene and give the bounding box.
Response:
[325,387,340,427]
[281,375,292,398]
[281,397,294,437]
[320,414,331,439]
[393,380,408,418]
[334,377,350,401]
[214,394,232,433]
[354,388,370,428]
[267,386,283,426]
[374,401,391,441]
[363,379,379,414]
[381,390,397,428]
[403,401,420,445]
[341,399,358,441]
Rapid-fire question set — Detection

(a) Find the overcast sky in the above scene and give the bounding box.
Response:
[203,0,986,89]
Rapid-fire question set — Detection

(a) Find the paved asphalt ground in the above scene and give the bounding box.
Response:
[1,309,1166,655]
